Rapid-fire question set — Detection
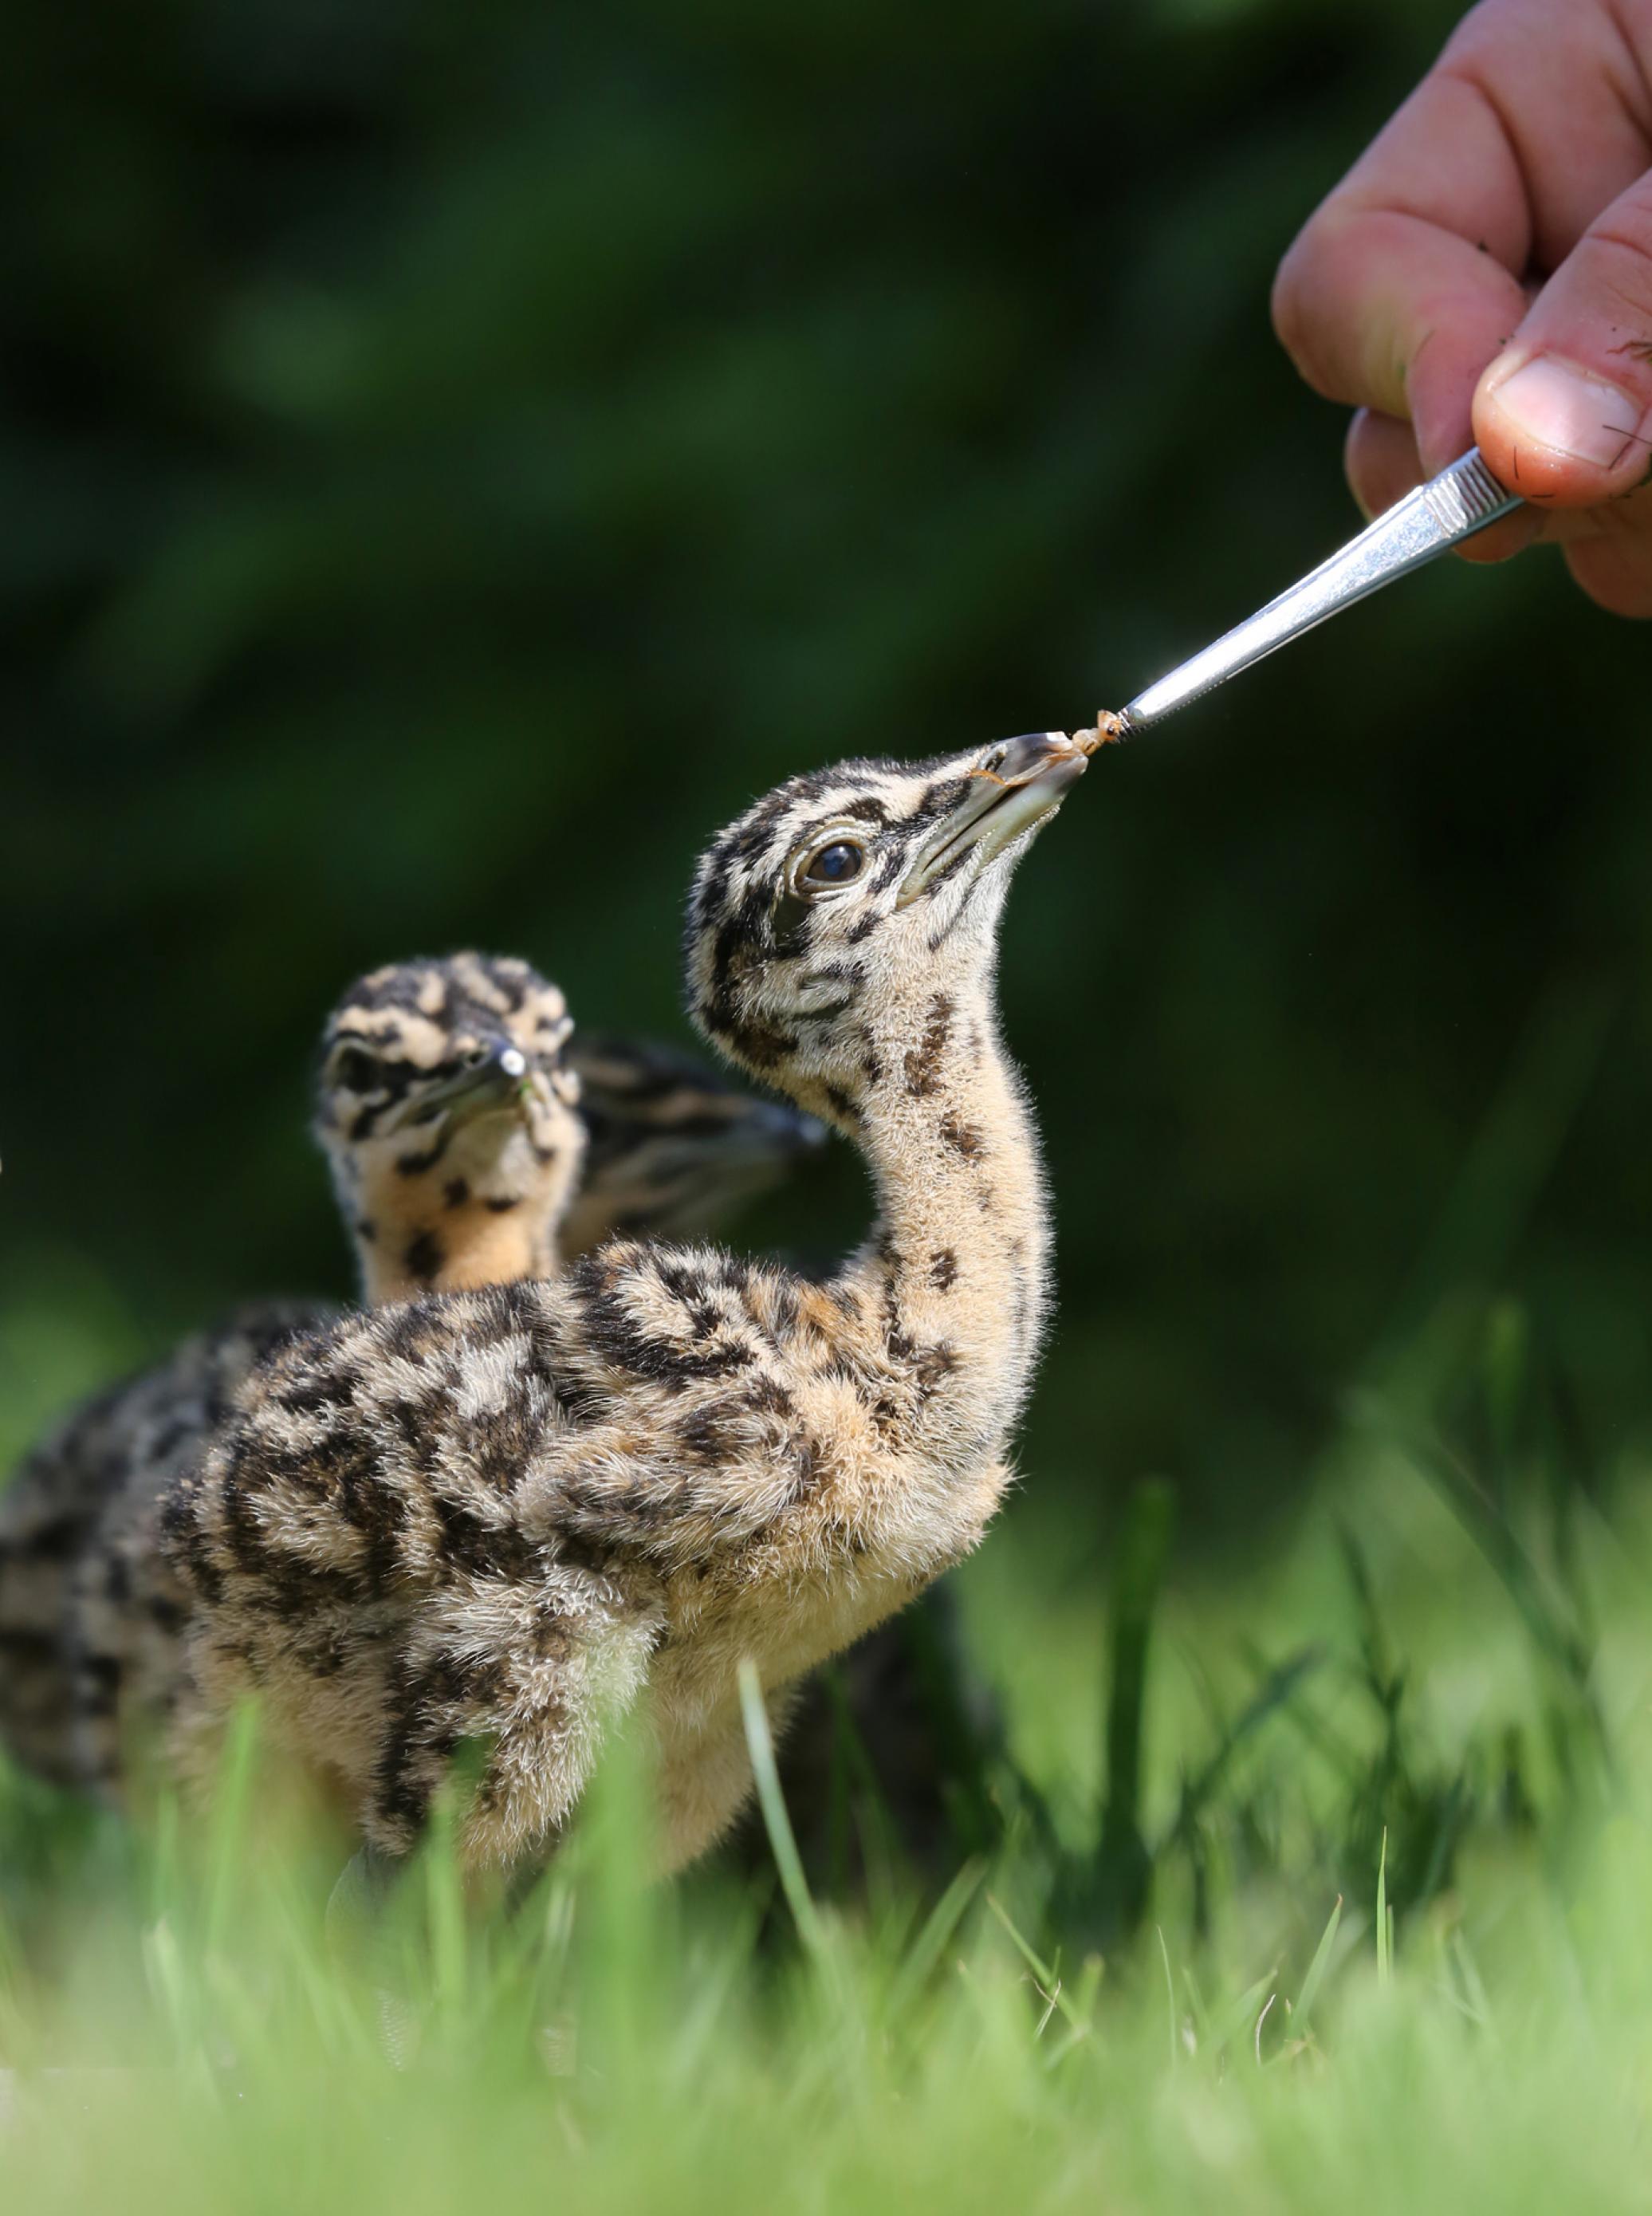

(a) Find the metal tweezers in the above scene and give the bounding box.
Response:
[1118,448,1521,734]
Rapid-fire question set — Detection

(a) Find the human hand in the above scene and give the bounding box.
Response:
[1272,0,1652,616]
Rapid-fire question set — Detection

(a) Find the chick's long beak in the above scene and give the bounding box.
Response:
[897,730,1088,908]
[384,1041,533,1133]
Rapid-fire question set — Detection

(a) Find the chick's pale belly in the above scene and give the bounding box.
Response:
[644,1454,1009,1870]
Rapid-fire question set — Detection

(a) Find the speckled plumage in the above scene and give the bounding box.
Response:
[315,951,586,1304]
[160,734,1088,1874]
[0,954,819,1795]
[0,1302,312,1790]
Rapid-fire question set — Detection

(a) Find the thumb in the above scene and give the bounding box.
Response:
[1474,169,1652,507]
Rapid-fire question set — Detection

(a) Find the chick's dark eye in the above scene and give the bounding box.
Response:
[332,1046,383,1094]
[803,840,864,887]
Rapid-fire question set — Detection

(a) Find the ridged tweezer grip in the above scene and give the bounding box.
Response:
[1421,449,1515,534]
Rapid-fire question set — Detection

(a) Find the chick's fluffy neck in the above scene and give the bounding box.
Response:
[837,968,1049,1461]
[353,1123,583,1305]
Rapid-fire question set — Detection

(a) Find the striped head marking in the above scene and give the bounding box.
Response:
[683,735,1086,1115]
[315,953,585,1293]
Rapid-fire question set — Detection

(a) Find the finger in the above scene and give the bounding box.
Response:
[1276,2,1652,479]
[1432,0,1652,272]
[1276,227,1529,487]
[1276,210,1526,478]
[1474,170,1652,508]
[1344,407,1542,564]
[1562,484,1652,616]
[1273,73,1532,473]
[1344,409,1423,519]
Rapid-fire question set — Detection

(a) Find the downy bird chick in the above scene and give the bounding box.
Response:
[0,954,586,1794]
[0,958,824,1797]
[0,958,824,1796]
[321,962,825,1289]
[314,951,584,1302]
[160,731,1088,1876]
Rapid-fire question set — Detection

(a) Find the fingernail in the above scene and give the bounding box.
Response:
[1487,356,1645,470]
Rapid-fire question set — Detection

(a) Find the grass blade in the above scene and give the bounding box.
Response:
[1094,1479,1174,1938]
[738,1659,826,1962]
[1166,1643,1325,1847]
[1156,1924,1178,2069]
[203,1701,261,1958]
[1202,1966,1279,2064]
[887,1857,985,2020]
[985,1894,1088,2037]
[1292,1895,1343,2041]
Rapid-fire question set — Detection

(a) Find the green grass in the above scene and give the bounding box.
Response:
[4,1300,1652,2210]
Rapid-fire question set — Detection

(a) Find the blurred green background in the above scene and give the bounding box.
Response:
[5,0,1648,1554]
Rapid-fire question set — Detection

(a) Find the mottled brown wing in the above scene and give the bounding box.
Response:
[0,1301,323,1789]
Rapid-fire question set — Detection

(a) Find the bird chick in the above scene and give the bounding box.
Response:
[161,732,1088,1877]
[0,954,588,1797]
[317,955,824,1281]
[315,951,585,1303]
[0,957,824,1798]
